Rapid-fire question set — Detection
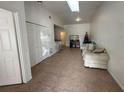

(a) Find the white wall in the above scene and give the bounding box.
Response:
[24,2,64,66]
[64,24,90,47]
[91,1,124,90]
[0,1,32,83]
[24,2,63,27]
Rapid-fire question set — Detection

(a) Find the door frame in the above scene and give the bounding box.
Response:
[13,12,27,83]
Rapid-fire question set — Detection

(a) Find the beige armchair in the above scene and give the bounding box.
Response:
[82,43,109,69]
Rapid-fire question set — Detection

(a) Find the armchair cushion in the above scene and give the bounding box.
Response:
[93,48,105,53]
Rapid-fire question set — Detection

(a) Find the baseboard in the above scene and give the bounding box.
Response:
[108,68,124,91]
[49,50,58,57]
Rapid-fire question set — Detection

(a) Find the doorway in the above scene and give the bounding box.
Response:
[60,31,66,47]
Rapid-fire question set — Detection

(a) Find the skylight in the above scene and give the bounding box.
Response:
[67,1,79,12]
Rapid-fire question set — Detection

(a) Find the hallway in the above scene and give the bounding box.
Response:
[0,48,122,92]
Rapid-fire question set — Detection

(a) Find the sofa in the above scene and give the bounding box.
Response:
[82,43,109,69]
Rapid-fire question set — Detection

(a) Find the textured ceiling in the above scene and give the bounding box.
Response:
[43,1,103,25]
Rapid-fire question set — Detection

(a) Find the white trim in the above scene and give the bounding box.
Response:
[13,12,27,83]
[108,68,124,91]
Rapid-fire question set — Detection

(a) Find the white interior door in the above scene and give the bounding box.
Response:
[0,8,22,86]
